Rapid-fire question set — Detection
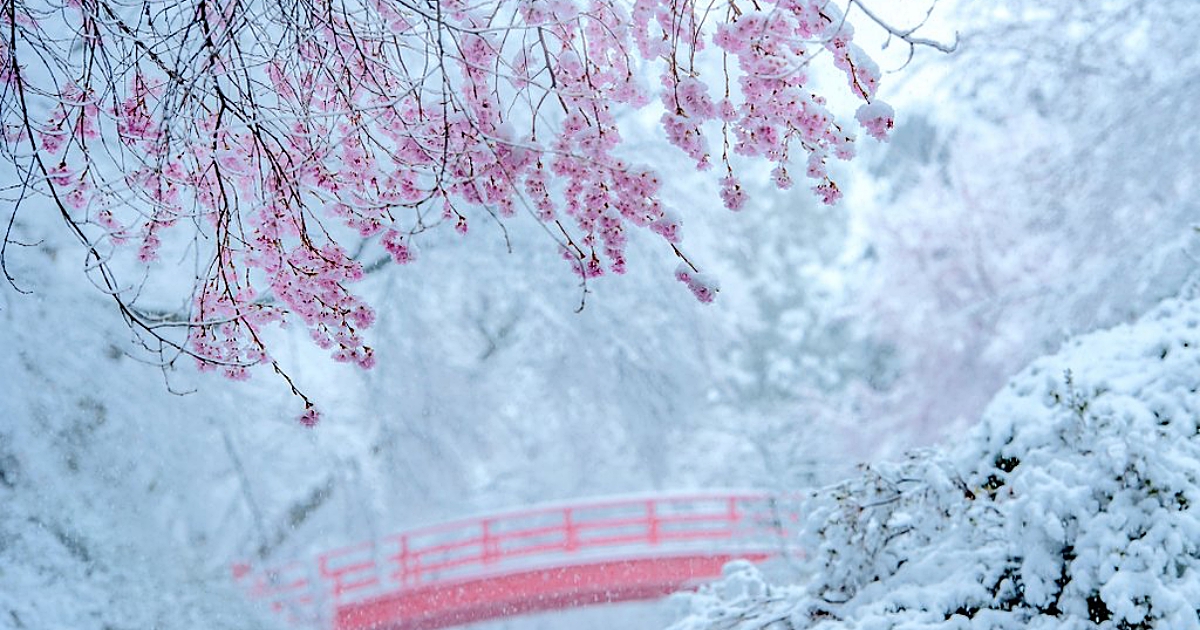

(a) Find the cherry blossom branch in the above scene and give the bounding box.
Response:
[0,0,948,424]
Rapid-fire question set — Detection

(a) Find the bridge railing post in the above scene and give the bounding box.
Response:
[481,519,497,565]
[646,499,659,546]
[565,508,578,552]
[391,535,413,588]
[309,557,331,629]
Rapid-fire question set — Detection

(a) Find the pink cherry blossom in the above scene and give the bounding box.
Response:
[8,0,920,420]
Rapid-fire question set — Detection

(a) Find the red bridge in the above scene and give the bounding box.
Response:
[233,491,800,630]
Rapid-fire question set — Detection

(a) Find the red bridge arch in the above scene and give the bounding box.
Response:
[234,492,800,630]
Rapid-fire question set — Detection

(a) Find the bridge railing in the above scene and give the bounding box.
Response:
[234,491,801,626]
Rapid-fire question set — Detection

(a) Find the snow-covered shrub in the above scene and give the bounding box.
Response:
[672,288,1200,630]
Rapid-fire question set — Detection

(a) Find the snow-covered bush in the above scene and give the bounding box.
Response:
[672,285,1200,629]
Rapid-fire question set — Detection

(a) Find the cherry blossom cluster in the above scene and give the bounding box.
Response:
[698,0,891,206]
[6,0,896,422]
[674,263,720,304]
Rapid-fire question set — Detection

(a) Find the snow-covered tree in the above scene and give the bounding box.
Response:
[841,0,1200,445]
[672,282,1200,630]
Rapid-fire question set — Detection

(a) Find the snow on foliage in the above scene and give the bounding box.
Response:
[672,284,1200,629]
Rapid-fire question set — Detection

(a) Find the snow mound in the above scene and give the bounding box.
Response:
[672,289,1200,629]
